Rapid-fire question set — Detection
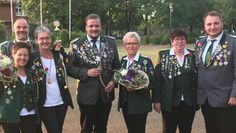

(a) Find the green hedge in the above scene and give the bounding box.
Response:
[0,21,8,42]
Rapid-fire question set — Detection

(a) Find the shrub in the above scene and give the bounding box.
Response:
[71,31,86,41]
[150,35,161,45]
[58,29,69,47]
[29,23,39,40]
[0,21,8,42]
[144,36,150,45]
[71,31,79,40]
[160,33,170,45]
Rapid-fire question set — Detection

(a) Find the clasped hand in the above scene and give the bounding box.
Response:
[87,68,102,77]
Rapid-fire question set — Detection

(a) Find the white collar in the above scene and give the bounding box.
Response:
[124,52,140,61]
[169,48,190,56]
[15,38,30,43]
[87,35,100,42]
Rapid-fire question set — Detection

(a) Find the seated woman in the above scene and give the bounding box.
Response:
[0,42,39,133]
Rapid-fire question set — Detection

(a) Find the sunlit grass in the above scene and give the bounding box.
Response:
[117,44,194,65]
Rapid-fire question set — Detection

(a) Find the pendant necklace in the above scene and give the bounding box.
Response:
[47,59,52,84]
[41,56,53,84]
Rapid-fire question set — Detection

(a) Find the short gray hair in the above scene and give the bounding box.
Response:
[34,26,52,39]
[123,32,141,44]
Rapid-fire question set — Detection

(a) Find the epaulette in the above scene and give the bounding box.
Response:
[70,37,81,44]
[0,41,10,46]
[104,35,116,40]
[196,35,207,41]
[229,34,236,38]
[142,55,148,58]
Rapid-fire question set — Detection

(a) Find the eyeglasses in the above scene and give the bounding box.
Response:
[125,42,139,46]
[173,37,186,41]
[38,37,51,41]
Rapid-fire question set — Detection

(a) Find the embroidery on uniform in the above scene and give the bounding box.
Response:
[213,41,231,66]
[31,60,47,82]
[161,52,193,79]
[73,39,115,70]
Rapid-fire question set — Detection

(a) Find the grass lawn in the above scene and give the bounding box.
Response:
[117,44,195,65]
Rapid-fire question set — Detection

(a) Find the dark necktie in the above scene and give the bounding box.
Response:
[91,39,98,53]
[205,39,216,65]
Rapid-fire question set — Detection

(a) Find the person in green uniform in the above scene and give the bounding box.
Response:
[154,28,198,133]
[117,31,158,133]
[0,42,39,133]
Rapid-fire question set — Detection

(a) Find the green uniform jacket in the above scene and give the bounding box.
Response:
[31,51,74,109]
[0,70,39,123]
[118,54,157,114]
[154,49,199,112]
[0,40,38,56]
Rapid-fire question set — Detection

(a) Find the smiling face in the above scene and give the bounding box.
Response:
[35,32,52,51]
[171,36,186,53]
[204,15,223,38]
[13,48,29,68]
[86,18,101,39]
[13,19,29,41]
[124,37,140,57]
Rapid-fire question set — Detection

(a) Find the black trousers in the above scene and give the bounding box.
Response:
[40,104,68,133]
[161,102,195,133]
[201,100,236,133]
[1,114,37,133]
[36,122,43,133]
[78,96,112,133]
[122,105,148,133]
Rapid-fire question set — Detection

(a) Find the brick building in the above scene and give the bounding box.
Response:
[0,0,26,38]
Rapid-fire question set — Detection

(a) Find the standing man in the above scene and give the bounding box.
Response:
[68,14,120,133]
[0,18,38,55]
[195,10,236,133]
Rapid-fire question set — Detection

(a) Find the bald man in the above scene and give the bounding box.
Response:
[0,18,38,56]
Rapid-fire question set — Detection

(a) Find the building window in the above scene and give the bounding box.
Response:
[16,4,24,16]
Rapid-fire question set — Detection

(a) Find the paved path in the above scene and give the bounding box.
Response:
[57,78,206,133]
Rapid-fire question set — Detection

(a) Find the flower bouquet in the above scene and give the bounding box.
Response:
[0,55,17,83]
[114,68,149,90]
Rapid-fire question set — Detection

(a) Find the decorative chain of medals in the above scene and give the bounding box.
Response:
[161,55,190,79]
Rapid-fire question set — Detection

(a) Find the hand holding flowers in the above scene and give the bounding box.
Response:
[114,68,149,90]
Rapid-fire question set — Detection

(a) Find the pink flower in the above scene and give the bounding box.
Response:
[197,41,203,47]
[188,52,193,57]
[45,67,49,71]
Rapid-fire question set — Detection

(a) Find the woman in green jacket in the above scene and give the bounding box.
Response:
[154,28,198,133]
[118,32,158,133]
[0,42,39,133]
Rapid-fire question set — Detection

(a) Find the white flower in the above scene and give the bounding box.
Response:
[95,56,101,62]
[120,69,128,76]
[0,55,12,70]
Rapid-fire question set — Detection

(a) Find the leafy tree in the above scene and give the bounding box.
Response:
[0,21,8,42]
